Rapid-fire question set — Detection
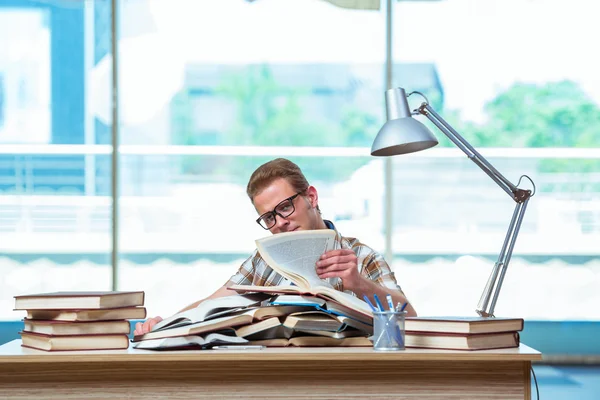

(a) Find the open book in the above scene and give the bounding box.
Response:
[133,305,301,342]
[230,229,372,320]
[132,333,248,350]
[133,313,256,342]
[282,311,372,335]
[271,294,372,326]
[150,293,274,332]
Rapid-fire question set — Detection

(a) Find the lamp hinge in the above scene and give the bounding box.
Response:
[513,188,532,203]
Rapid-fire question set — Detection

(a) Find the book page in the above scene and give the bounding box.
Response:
[133,333,247,350]
[316,286,372,317]
[256,229,336,290]
[152,293,272,332]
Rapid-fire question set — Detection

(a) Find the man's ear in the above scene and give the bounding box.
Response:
[306,186,318,209]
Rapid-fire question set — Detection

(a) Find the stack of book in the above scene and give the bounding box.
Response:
[404,316,524,351]
[14,291,146,351]
[132,292,373,350]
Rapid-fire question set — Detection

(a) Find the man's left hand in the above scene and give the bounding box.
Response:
[316,249,364,292]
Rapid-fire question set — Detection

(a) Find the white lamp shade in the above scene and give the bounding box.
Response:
[371,115,438,156]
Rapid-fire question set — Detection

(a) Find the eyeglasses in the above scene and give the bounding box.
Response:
[256,192,302,230]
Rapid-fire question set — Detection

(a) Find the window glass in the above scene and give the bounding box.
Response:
[392,0,600,320]
[0,3,112,319]
[116,0,389,317]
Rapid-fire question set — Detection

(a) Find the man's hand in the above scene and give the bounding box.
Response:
[316,249,364,292]
[133,316,163,336]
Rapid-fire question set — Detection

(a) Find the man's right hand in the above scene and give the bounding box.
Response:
[133,316,163,336]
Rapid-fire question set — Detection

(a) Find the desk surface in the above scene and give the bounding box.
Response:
[0,339,541,363]
[0,340,541,399]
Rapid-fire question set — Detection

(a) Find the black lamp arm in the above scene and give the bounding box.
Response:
[416,102,534,317]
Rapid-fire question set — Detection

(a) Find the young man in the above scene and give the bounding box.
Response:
[134,158,416,335]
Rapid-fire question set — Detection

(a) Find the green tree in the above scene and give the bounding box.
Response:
[213,65,374,183]
[339,106,380,147]
[216,65,345,147]
[439,80,600,149]
[437,81,600,187]
[482,80,600,148]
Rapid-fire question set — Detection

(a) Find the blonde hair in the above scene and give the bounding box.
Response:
[246,158,309,202]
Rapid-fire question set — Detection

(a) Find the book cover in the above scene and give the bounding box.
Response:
[19,331,130,351]
[405,331,520,351]
[150,293,274,332]
[26,307,147,322]
[14,291,145,310]
[405,316,524,335]
[23,319,131,336]
[132,333,248,350]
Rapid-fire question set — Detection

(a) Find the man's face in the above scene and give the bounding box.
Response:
[253,178,319,234]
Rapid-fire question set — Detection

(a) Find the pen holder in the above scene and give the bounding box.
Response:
[372,310,406,351]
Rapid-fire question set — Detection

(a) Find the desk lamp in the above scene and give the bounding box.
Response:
[371,87,535,317]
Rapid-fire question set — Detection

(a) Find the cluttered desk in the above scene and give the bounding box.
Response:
[4,203,541,399]
[4,287,541,399]
[0,339,540,399]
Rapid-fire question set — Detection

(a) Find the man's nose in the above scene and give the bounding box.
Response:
[274,213,290,229]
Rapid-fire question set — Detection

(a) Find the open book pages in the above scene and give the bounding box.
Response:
[224,304,316,322]
[282,310,372,335]
[133,313,253,342]
[151,293,274,332]
[134,305,299,342]
[283,311,344,332]
[235,317,293,340]
[230,286,373,322]
[272,295,373,328]
[255,229,337,290]
[132,333,248,350]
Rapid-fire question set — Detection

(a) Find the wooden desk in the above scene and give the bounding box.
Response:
[0,339,541,399]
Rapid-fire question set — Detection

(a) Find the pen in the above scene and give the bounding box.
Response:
[400,302,408,312]
[373,294,385,312]
[212,345,265,350]
[362,295,378,312]
[385,294,395,311]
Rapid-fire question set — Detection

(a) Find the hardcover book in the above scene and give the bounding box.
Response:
[405,331,520,351]
[25,307,147,322]
[23,319,131,336]
[405,316,524,335]
[14,291,145,310]
[20,331,130,351]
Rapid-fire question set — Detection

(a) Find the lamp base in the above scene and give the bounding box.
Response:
[476,310,495,318]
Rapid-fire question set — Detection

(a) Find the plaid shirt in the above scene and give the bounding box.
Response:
[226,220,402,296]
